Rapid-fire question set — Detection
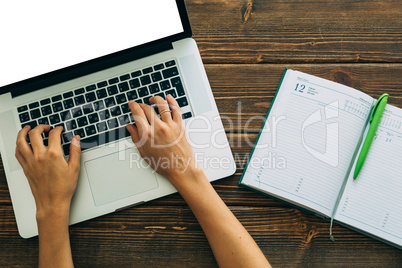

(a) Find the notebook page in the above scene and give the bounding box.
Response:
[241,69,374,217]
[334,104,402,247]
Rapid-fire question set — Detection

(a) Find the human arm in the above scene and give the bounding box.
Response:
[127,95,271,268]
[15,125,81,268]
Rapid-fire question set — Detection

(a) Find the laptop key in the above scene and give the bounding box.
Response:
[127,90,138,100]
[97,81,108,88]
[19,112,30,123]
[118,114,130,125]
[73,128,86,139]
[165,89,177,98]
[120,74,130,81]
[96,88,108,99]
[62,132,74,143]
[38,117,50,125]
[77,116,88,127]
[99,109,111,120]
[82,103,94,114]
[88,113,100,124]
[129,78,140,89]
[110,106,122,117]
[74,95,86,106]
[107,85,119,95]
[104,97,116,108]
[138,87,149,97]
[108,77,119,85]
[107,118,119,129]
[40,98,51,105]
[29,102,39,109]
[140,75,152,86]
[176,96,189,107]
[71,107,83,118]
[121,103,130,113]
[154,63,164,70]
[116,93,127,104]
[96,121,108,132]
[30,109,41,120]
[17,105,28,113]
[63,91,74,98]
[63,99,75,109]
[49,114,61,125]
[143,96,152,105]
[118,82,130,92]
[142,67,153,74]
[182,112,193,119]
[131,70,142,78]
[41,105,52,116]
[74,88,85,95]
[85,92,96,102]
[151,72,162,82]
[160,80,171,90]
[162,67,179,79]
[171,77,185,96]
[21,120,37,129]
[51,95,62,102]
[52,102,64,112]
[149,84,160,94]
[93,100,105,111]
[60,110,72,121]
[85,125,97,136]
[86,84,96,91]
[165,60,176,67]
[65,120,78,131]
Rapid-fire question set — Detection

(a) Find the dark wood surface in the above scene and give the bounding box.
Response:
[1,0,401,267]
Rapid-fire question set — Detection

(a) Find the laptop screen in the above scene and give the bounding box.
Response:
[0,0,186,90]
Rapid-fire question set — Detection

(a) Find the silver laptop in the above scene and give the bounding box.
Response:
[0,0,235,238]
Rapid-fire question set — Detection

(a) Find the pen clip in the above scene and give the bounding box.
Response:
[369,93,389,123]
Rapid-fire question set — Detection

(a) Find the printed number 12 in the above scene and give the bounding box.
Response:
[294,83,305,93]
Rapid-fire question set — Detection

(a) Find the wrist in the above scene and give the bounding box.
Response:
[36,205,71,225]
[167,165,208,192]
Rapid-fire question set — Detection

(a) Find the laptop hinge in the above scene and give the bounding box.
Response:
[6,41,174,98]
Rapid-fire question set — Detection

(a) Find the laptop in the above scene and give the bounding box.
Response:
[0,0,236,238]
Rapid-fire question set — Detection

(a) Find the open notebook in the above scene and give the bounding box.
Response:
[240,69,402,249]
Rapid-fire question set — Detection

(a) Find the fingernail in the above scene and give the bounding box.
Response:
[71,135,80,147]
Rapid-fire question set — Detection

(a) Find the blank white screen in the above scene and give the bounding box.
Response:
[0,0,183,87]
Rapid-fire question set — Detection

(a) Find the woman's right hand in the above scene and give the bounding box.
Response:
[126,95,203,188]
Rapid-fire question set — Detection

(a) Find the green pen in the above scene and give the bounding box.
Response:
[353,93,389,180]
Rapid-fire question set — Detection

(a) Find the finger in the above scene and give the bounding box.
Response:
[139,103,160,125]
[48,126,64,148]
[15,147,27,167]
[150,96,172,122]
[68,135,81,172]
[126,124,140,144]
[28,125,51,152]
[166,94,182,123]
[16,125,33,157]
[128,101,149,133]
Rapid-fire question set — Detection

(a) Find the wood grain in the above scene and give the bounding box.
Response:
[187,0,402,64]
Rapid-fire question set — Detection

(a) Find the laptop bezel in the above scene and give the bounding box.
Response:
[0,0,192,98]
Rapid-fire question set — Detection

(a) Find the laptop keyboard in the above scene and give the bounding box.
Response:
[17,59,193,156]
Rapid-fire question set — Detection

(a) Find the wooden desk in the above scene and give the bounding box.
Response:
[1,1,401,266]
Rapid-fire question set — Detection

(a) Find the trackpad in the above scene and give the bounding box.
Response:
[85,149,159,207]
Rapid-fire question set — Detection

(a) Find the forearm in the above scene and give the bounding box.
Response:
[173,170,271,268]
[36,210,74,268]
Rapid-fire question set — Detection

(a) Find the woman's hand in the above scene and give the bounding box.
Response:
[15,125,80,268]
[126,95,202,188]
[15,125,81,219]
